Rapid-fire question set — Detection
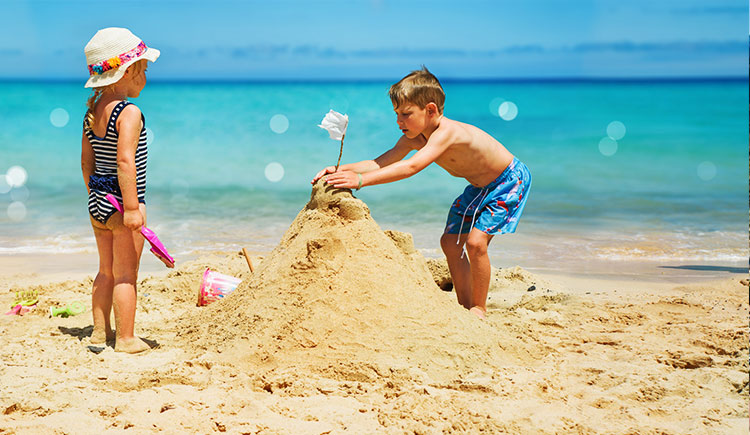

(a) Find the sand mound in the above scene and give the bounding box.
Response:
[176,181,542,383]
[426,258,554,294]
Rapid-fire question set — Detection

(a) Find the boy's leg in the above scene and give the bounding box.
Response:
[465,228,494,317]
[90,220,115,344]
[440,232,472,309]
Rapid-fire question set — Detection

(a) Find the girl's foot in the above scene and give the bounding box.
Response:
[91,328,115,344]
[114,336,151,354]
[469,306,486,319]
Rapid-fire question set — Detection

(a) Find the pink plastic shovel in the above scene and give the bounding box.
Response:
[105,194,175,268]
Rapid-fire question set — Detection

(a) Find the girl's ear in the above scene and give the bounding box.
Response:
[122,62,138,78]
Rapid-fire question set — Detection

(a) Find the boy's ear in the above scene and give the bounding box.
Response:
[425,102,439,116]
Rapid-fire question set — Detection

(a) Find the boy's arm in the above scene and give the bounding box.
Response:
[311,138,412,184]
[81,133,95,194]
[326,130,452,189]
[116,105,144,230]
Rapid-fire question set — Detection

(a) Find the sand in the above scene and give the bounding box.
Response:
[1,182,747,434]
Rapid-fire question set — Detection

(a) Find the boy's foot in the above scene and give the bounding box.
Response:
[469,306,486,319]
[114,336,151,354]
[91,328,115,344]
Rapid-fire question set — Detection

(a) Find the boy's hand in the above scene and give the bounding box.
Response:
[123,209,144,231]
[311,166,337,184]
[324,170,360,190]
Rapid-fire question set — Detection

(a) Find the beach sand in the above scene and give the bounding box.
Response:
[1,182,747,434]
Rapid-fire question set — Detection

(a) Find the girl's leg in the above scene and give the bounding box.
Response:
[108,204,148,353]
[90,219,115,344]
[465,228,494,318]
[440,232,472,309]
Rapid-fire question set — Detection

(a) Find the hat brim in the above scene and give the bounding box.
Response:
[84,47,160,88]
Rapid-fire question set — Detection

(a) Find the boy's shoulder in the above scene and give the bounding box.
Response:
[432,117,471,143]
[433,117,503,154]
[440,116,483,131]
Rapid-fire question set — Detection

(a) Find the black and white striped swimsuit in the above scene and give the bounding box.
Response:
[84,100,148,223]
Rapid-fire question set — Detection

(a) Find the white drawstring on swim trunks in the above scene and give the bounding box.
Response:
[457,187,489,258]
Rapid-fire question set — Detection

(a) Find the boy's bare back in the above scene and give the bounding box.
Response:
[397,116,514,187]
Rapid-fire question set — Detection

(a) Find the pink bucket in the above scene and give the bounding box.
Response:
[197,268,242,306]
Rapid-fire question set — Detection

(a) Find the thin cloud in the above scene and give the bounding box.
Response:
[349,48,469,58]
[675,6,747,15]
[501,45,546,54]
[567,40,746,54]
[231,45,290,59]
[217,40,747,60]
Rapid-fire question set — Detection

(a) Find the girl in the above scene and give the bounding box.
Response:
[81,28,159,354]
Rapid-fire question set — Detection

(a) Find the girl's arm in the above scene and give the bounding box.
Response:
[81,133,95,194]
[115,104,144,230]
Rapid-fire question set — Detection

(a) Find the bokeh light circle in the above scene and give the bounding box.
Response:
[7,202,26,221]
[264,162,285,182]
[270,114,289,134]
[6,166,28,187]
[0,177,10,194]
[50,108,70,128]
[607,121,626,140]
[10,186,30,202]
[498,101,518,121]
[697,161,716,181]
[489,97,505,116]
[146,127,155,146]
[598,137,618,156]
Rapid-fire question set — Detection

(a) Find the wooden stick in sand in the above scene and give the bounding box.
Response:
[241,248,255,273]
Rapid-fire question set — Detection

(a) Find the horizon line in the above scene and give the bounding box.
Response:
[0,75,746,85]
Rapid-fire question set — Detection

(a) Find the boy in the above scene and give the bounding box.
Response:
[312,67,531,319]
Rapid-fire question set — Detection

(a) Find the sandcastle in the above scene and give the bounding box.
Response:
[177,181,538,382]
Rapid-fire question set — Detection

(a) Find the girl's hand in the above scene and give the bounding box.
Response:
[311,166,337,184]
[324,170,359,190]
[123,209,144,231]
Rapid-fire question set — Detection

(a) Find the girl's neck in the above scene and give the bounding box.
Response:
[99,91,128,104]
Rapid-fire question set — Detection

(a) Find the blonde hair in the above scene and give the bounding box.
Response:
[389,66,445,114]
[84,60,146,129]
[84,88,106,129]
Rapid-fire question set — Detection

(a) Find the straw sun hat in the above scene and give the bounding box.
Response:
[84,27,160,88]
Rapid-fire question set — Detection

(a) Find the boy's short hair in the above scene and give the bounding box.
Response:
[389,67,445,114]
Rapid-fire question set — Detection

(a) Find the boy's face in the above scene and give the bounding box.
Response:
[393,103,429,139]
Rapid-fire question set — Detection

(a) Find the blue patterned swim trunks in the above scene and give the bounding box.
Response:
[444,157,531,235]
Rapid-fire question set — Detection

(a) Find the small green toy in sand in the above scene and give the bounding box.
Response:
[50,301,85,318]
[5,289,39,316]
[13,289,39,306]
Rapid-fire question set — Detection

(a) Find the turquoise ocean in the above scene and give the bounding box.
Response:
[0,79,747,278]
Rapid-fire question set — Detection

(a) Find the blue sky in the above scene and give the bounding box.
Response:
[1,0,747,80]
